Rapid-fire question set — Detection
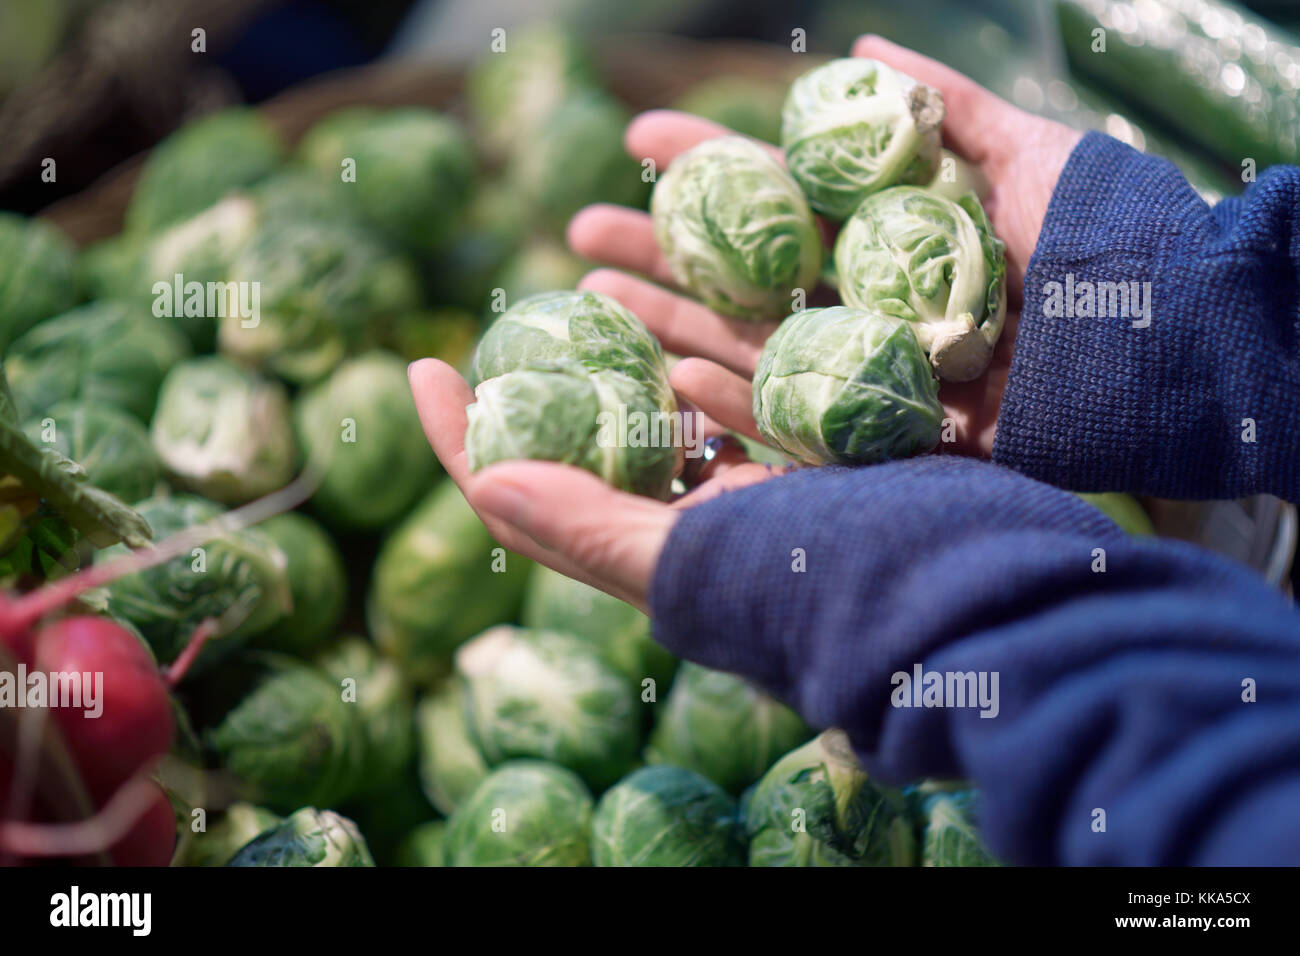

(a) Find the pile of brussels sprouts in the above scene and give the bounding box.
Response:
[0,28,1004,867]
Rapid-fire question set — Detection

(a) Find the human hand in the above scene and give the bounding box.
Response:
[568,35,1083,456]
[407,359,783,613]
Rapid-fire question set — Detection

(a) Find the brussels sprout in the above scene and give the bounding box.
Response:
[490,239,589,307]
[468,360,677,500]
[226,807,374,867]
[23,401,160,503]
[745,730,916,867]
[651,137,821,320]
[591,765,746,867]
[126,108,283,235]
[471,290,674,415]
[294,350,436,529]
[835,186,1007,381]
[183,803,281,867]
[80,233,147,302]
[397,821,447,867]
[466,23,597,160]
[507,90,649,230]
[781,58,944,220]
[1075,492,1155,536]
[752,306,943,465]
[254,512,346,656]
[522,563,676,689]
[0,212,79,348]
[316,637,414,796]
[101,494,289,668]
[208,654,365,812]
[443,760,593,867]
[673,76,788,144]
[645,663,811,794]
[919,789,1000,867]
[5,301,190,423]
[150,357,296,504]
[415,682,490,816]
[466,291,678,499]
[136,193,262,351]
[456,626,641,791]
[367,479,530,681]
[218,219,422,384]
[299,107,474,253]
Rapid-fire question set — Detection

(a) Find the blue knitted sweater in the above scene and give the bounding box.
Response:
[649,134,1300,866]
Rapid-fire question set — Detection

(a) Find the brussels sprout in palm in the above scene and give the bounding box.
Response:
[522,563,676,689]
[5,302,190,423]
[651,136,822,320]
[150,357,297,505]
[456,626,641,792]
[125,108,283,236]
[254,512,346,656]
[467,290,679,498]
[23,401,160,503]
[226,808,374,867]
[208,654,366,813]
[294,351,436,530]
[0,212,79,349]
[101,494,289,670]
[645,663,811,794]
[415,682,489,816]
[752,306,943,465]
[367,479,530,681]
[781,59,944,220]
[443,761,594,867]
[472,290,674,414]
[468,359,677,500]
[592,766,747,867]
[836,186,1007,381]
[746,730,916,867]
[298,107,474,253]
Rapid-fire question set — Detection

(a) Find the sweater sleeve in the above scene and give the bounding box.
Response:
[649,456,1300,865]
[991,131,1300,501]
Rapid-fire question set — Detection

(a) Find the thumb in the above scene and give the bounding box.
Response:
[469,460,676,607]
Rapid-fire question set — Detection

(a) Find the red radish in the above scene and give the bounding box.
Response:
[107,782,176,867]
[0,473,317,865]
[24,617,174,804]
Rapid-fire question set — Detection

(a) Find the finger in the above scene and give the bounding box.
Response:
[626,109,785,170]
[567,205,677,286]
[671,357,762,441]
[407,358,474,484]
[577,269,774,377]
[470,460,676,610]
[406,358,562,557]
[851,34,1019,169]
